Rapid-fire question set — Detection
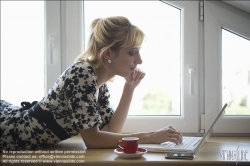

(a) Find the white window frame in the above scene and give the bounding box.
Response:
[204,1,250,133]
[45,1,83,91]
[61,1,84,70]
[45,1,62,93]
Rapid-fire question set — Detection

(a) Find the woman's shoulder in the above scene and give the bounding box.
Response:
[66,61,96,76]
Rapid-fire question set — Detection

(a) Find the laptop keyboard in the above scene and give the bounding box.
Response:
[161,137,199,148]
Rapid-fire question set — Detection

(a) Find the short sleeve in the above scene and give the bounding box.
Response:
[64,62,101,130]
[98,84,114,130]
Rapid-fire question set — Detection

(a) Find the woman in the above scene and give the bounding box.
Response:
[0,16,182,150]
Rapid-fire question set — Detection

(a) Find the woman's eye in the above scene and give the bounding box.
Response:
[129,51,136,56]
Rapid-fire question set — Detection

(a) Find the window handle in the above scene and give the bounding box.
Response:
[188,64,194,96]
[49,34,56,64]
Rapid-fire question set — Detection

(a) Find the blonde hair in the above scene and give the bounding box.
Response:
[74,16,145,69]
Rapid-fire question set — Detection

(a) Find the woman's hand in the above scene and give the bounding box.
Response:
[125,69,145,89]
[148,126,183,144]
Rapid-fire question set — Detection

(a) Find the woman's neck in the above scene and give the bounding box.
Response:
[95,66,115,89]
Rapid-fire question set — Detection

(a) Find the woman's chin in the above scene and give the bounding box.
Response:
[116,70,133,79]
[118,73,131,79]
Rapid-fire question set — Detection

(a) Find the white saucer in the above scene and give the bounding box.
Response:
[114,148,147,159]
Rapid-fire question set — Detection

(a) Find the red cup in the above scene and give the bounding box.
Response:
[117,137,139,154]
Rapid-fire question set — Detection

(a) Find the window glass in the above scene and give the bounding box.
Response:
[222,29,250,115]
[84,1,181,115]
[1,1,44,105]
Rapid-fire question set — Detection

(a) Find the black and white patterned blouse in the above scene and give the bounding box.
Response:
[0,61,114,150]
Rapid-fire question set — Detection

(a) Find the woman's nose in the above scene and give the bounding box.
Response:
[136,54,143,65]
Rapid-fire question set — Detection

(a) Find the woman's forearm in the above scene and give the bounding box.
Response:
[80,126,153,149]
[80,124,183,149]
[104,83,135,133]
[102,69,145,133]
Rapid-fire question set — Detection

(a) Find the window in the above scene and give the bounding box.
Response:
[1,1,45,105]
[1,1,61,105]
[81,1,200,133]
[204,1,250,133]
[222,29,250,116]
[84,1,181,116]
[3,1,248,135]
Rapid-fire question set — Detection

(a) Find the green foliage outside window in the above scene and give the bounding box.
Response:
[140,88,173,115]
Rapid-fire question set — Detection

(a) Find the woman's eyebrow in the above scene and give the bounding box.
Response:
[129,47,141,50]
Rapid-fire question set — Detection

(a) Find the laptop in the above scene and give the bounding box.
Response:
[139,100,233,155]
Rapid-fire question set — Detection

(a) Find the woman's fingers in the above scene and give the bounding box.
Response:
[169,133,183,144]
[157,126,183,144]
[145,125,183,145]
[167,137,180,145]
[132,69,145,82]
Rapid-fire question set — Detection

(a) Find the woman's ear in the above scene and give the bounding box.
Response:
[102,49,111,61]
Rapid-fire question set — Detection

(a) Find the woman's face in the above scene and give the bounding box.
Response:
[110,46,142,78]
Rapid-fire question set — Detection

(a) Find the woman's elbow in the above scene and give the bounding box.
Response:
[79,127,100,148]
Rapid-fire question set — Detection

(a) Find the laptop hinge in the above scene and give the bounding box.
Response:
[200,113,205,133]
[199,1,204,21]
